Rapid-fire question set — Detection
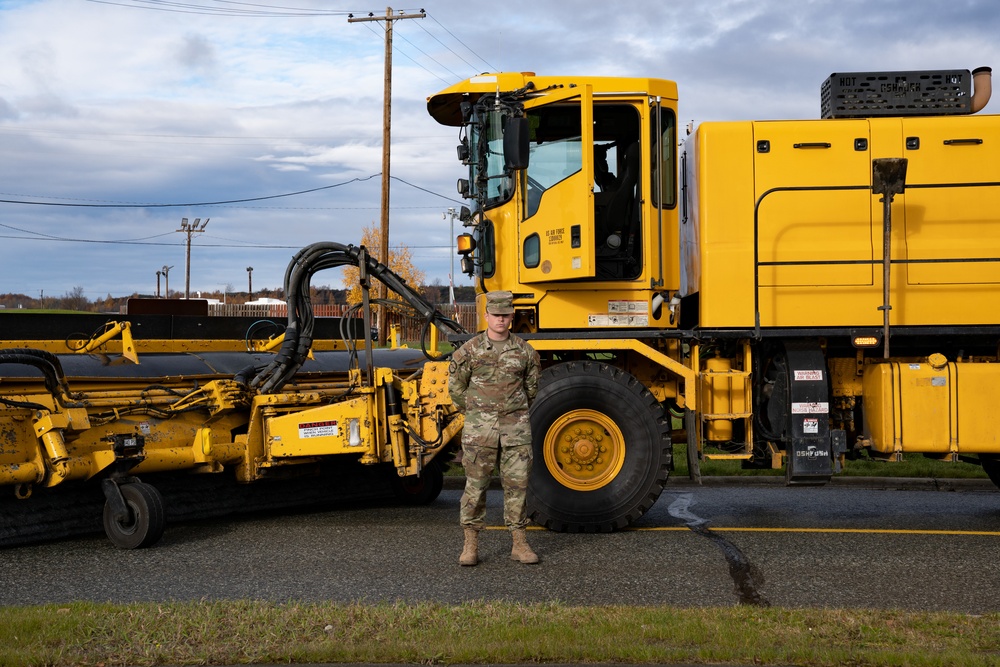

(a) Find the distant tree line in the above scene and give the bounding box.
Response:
[0,281,475,314]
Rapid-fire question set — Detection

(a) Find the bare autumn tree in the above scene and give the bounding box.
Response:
[63,286,89,312]
[342,223,426,304]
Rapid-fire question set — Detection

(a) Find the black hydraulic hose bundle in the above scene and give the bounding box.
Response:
[249,242,465,394]
[0,348,84,409]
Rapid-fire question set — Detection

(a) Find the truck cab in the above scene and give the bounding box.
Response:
[429,73,682,333]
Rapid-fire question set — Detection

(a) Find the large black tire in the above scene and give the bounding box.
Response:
[528,361,672,532]
[388,460,445,505]
[981,456,1000,489]
[102,482,166,549]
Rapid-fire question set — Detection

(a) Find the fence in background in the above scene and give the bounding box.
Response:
[206,301,477,343]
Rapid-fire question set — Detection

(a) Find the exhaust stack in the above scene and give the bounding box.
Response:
[971,66,993,113]
[821,67,992,119]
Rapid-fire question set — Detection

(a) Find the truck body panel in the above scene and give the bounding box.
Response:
[687,114,1000,328]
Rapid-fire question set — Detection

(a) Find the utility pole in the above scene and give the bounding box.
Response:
[349,7,425,342]
[177,217,209,299]
[162,265,174,298]
[444,207,457,305]
[246,266,254,300]
[156,270,162,298]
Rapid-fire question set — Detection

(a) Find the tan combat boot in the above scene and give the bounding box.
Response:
[510,528,539,564]
[459,527,479,566]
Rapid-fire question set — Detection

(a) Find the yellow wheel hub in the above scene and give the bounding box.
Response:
[542,409,625,491]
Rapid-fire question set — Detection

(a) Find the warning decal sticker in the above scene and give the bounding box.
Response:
[791,402,829,414]
[298,420,339,438]
[608,300,649,314]
[590,300,650,327]
[793,370,823,381]
[588,314,649,327]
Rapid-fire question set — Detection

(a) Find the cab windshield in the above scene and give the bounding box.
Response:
[467,109,515,209]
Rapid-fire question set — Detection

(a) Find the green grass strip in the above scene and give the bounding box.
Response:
[1,601,998,667]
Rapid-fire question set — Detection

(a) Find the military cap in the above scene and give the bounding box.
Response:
[485,290,514,315]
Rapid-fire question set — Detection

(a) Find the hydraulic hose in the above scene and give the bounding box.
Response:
[0,349,79,405]
[249,242,465,394]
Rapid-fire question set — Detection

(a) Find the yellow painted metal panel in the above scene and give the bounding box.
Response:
[428,73,678,127]
[758,282,1000,327]
[753,120,874,289]
[862,363,894,453]
[691,121,758,327]
[863,360,960,455]
[519,85,596,283]
[897,361,953,454]
[864,359,1000,455]
[693,113,1000,328]
[536,288,665,330]
[955,364,1000,453]
[899,116,1000,285]
[265,396,376,458]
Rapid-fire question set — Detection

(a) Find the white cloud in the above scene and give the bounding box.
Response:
[0,0,998,299]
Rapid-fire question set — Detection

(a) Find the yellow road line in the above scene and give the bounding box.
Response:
[628,526,1000,536]
[488,526,1000,535]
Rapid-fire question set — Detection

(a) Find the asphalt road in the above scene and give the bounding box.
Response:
[1,478,998,612]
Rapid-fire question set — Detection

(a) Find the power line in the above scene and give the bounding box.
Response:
[0,175,464,249]
[0,174,460,210]
[392,175,464,204]
[0,234,456,252]
[392,25,464,82]
[0,175,381,208]
[85,0,350,17]
[356,14,496,87]
[427,14,500,72]
[357,21,450,87]
[0,222,176,243]
[84,1,495,84]
[0,126,350,143]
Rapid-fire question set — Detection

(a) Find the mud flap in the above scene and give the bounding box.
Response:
[787,429,846,484]
[781,341,845,485]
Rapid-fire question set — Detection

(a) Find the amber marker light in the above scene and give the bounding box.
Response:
[851,334,882,348]
[456,233,476,255]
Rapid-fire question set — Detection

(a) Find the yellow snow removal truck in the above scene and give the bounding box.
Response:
[0,244,463,547]
[4,67,999,548]
[427,66,1000,532]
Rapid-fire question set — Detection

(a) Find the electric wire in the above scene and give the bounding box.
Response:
[85,0,350,17]
[0,175,460,213]
[0,175,380,208]
[81,1,495,88]
[392,26,465,83]
[423,13,497,74]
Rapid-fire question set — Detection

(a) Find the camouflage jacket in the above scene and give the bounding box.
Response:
[448,331,540,445]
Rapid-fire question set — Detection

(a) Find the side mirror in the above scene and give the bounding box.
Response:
[503,117,530,170]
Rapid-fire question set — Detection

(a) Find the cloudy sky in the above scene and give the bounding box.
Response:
[1,0,998,301]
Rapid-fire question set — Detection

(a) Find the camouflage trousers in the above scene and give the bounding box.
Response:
[460,440,533,530]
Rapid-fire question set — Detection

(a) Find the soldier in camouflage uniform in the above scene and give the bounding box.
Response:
[449,290,541,566]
